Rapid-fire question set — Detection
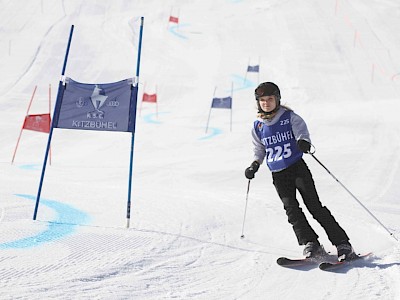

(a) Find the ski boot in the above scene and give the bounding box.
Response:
[303,241,325,258]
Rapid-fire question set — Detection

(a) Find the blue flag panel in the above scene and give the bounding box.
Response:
[54,77,136,132]
[247,65,260,72]
[211,97,232,109]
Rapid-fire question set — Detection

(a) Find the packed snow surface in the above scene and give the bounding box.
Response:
[1,0,400,299]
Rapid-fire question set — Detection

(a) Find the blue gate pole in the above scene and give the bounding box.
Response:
[126,17,144,228]
[230,82,233,132]
[33,25,75,220]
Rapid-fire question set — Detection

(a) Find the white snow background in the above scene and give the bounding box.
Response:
[1,0,400,299]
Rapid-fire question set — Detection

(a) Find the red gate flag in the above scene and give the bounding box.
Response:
[142,93,157,103]
[169,16,179,23]
[12,85,52,164]
[23,113,51,133]
[140,84,158,117]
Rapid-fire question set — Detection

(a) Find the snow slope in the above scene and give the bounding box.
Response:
[0,0,400,299]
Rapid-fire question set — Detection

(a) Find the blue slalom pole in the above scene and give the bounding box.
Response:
[126,17,144,228]
[33,25,74,220]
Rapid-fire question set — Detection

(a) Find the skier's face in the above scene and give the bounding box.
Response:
[258,95,276,113]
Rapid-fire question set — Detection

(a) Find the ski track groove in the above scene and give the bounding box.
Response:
[81,229,260,299]
[319,254,399,300]
[350,269,391,300]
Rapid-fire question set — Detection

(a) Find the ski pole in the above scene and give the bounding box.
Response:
[240,180,251,239]
[310,153,398,242]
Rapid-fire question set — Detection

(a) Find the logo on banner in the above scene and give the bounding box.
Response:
[76,84,119,119]
[88,85,107,119]
[74,85,121,120]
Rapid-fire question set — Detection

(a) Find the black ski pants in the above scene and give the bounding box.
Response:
[272,159,349,246]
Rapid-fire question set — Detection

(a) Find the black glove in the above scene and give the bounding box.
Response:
[297,139,311,153]
[245,161,260,179]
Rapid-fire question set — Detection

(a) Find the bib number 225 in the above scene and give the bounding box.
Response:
[266,143,292,162]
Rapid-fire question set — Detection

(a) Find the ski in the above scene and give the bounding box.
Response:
[277,253,332,268]
[276,256,316,268]
[318,252,373,271]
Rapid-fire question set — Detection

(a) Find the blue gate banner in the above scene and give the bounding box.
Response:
[211,97,232,109]
[54,77,137,132]
[247,65,260,72]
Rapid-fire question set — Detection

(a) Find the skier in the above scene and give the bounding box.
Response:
[245,82,355,261]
